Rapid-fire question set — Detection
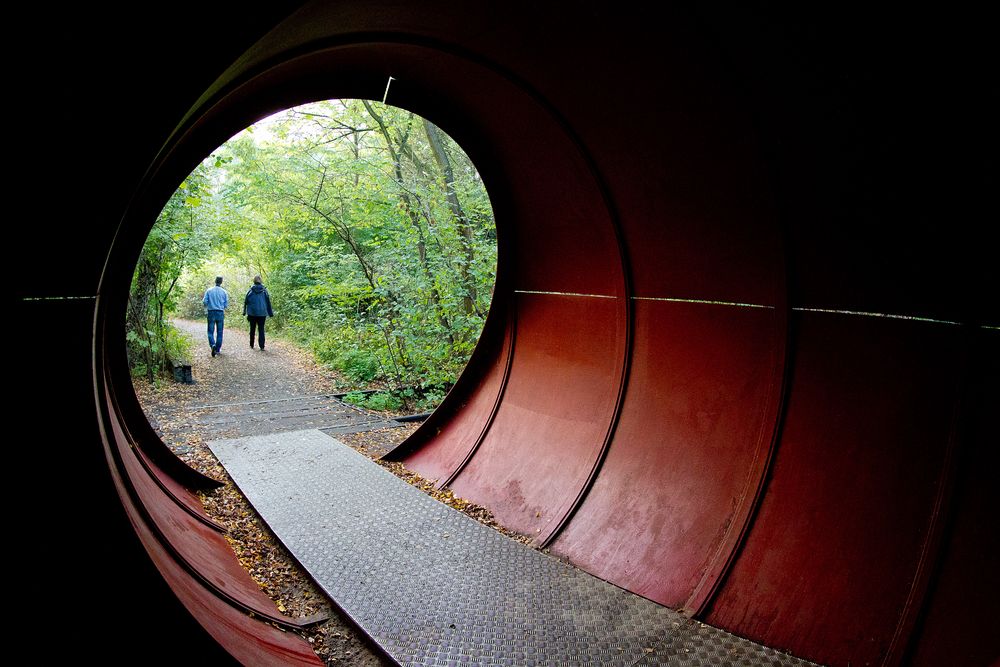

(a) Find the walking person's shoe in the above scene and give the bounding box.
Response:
[211,347,217,357]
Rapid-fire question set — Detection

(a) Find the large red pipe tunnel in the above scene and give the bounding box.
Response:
[14,3,996,665]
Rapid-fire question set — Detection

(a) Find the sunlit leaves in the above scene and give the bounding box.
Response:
[131,98,497,392]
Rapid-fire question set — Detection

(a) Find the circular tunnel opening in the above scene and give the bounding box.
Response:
[117,97,500,662]
[91,38,548,663]
[94,30,797,665]
[93,25,803,666]
[126,97,498,444]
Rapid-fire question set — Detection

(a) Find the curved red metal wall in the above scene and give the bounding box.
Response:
[14,2,996,665]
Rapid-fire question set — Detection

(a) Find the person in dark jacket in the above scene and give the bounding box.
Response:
[243,275,274,350]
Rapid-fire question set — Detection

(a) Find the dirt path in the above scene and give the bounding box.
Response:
[161,317,341,404]
[134,319,412,665]
[139,319,411,454]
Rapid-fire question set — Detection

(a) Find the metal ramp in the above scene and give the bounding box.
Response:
[207,429,814,666]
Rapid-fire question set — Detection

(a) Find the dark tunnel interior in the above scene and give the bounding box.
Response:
[12,3,996,665]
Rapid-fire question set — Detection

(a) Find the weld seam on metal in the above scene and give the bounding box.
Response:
[441,310,517,489]
[631,297,773,309]
[684,306,791,615]
[514,290,617,299]
[21,295,98,301]
[792,307,963,325]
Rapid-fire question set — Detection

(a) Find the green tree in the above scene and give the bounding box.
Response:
[126,160,221,379]
[130,99,497,404]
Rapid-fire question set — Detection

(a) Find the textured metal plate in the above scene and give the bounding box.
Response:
[208,430,813,666]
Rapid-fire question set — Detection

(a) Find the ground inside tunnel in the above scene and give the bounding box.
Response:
[208,427,816,666]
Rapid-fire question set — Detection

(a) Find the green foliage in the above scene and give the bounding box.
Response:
[164,322,194,364]
[129,99,497,402]
[363,391,404,412]
[415,386,448,411]
[342,385,447,413]
[341,391,369,406]
[310,332,381,383]
[127,158,226,380]
[341,390,402,412]
[128,322,192,381]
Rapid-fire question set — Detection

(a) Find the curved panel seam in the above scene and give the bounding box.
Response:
[93,303,312,631]
[132,441,228,533]
[538,296,632,548]
[687,220,793,616]
[440,304,517,489]
[104,380,229,533]
[382,259,511,462]
[885,328,970,666]
[536,155,635,549]
[683,303,790,615]
[103,384,313,630]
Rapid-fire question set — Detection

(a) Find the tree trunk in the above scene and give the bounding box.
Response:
[362,101,455,344]
[127,256,157,383]
[423,118,476,315]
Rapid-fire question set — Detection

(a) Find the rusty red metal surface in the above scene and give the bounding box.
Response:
[705,314,965,665]
[125,405,223,491]
[906,330,999,667]
[548,300,786,613]
[105,424,324,666]
[106,385,227,530]
[401,313,515,485]
[448,292,626,543]
[102,379,324,632]
[130,435,227,532]
[18,2,995,664]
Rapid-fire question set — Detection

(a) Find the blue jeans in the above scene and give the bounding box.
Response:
[206,310,225,351]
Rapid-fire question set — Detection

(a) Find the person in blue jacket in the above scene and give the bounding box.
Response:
[243,275,274,350]
[202,276,229,357]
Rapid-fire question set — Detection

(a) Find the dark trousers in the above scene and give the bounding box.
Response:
[249,316,267,348]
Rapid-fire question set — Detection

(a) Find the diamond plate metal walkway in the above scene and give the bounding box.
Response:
[207,429,814,666]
